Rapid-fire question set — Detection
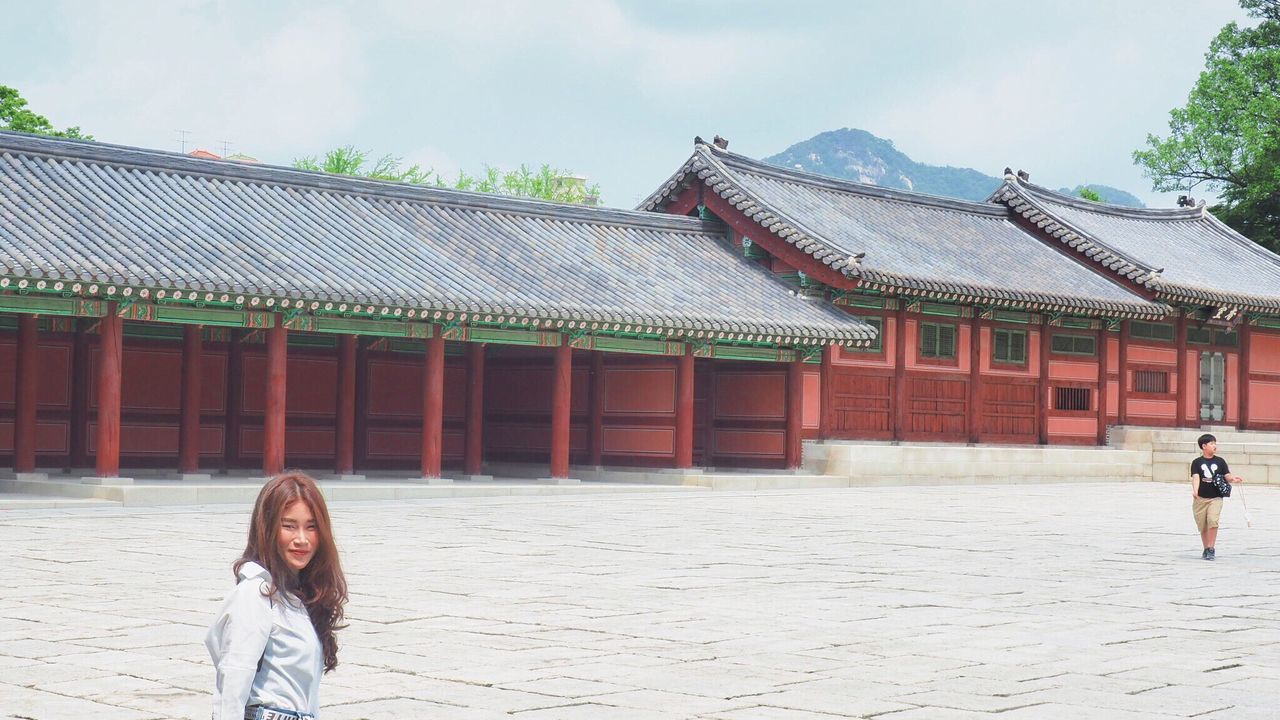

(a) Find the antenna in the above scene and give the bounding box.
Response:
[176,130,191,153]
[220,140,232,157]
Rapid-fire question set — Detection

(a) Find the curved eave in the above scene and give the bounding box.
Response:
[991,183,1162,288]
[640,146,861,277]
[859,268,1168,319]
[0,270,877,348]
[1155,282,1280,315]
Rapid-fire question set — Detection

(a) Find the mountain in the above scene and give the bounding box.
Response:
[1056,184,1145,208]
[762,128,1144,208]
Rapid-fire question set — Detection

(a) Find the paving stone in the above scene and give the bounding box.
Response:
[1,483,1277,719]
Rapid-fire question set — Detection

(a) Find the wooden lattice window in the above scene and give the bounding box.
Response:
[993,328,1027,364]
[1051,333,1096,356]
[1054,387,1092,411]
[1187,327,1238,346]
[920,322,956,360]
[848,317,884,353]
[1135,369,1169,394]
[1130,320,1175,342]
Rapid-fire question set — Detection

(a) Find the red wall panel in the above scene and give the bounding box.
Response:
[715,371,785,420]
[603,367,675,415]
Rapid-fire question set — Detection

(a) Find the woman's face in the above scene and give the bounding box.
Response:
[278,499,318,573]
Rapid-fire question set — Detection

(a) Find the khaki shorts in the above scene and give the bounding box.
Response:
[1193,496,1223,533]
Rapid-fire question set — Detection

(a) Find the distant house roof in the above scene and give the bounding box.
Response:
[0,132,873,347]
[991,179,1280,313]
[640,142,1166,319]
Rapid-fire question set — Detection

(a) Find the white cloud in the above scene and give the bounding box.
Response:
[25,2,368,157]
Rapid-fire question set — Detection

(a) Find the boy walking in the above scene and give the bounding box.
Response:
[1191,433,1245,560]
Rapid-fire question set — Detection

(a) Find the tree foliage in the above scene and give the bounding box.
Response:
[294,146,600,205]
[1133,0,1280,250]
[1077,186,1103,203]
[0,85,91,140]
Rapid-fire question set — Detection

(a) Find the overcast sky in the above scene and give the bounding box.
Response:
[3,0,1253,208]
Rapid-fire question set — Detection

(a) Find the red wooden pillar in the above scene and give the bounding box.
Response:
[819,345,834,439]
[1097,323,1109,445]
[785,355,805,469]
[550,342,572,478]
[95,305,123,478]
[967,315,982,444]
[1239,319,1251,430]
[263,320,287,477]
[1117,320,1130,425]
[178,325,202,474]
[893,304,908,440]
[1038,322,1050,444]
[1175,313,1188,428]
[14,315,39,473]
[335,334,357,475]
[675,349,694,468]
[421,333,445,479]
[464,342,486,476]
[588,351,604,466]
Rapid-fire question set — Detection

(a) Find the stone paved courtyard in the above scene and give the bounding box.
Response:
[2,482,1278,719]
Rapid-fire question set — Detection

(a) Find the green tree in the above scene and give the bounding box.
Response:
[0,85,91,140]
[1133,0,1280,250]
[1077,186,1103,203]
[295,146,600,205]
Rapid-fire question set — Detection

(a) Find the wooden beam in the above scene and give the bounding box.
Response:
[968,315,981,444]
[893,305,907,440]
[1038,323,1050,444]
[675,350,694,468]
[263,320,287,476]
[14,315,38,473]
[550,343,572,478]
[785,357,804,469]
[1097,324,1108,445]
[421,333,445,479]
[335,334,357,475]
[1239,320,1251,430]
[1118,320,1130,425]
[819,345,834,439]
[464,342,485,476]
[178,324,202,474]
[95,305,123,477]
[1175,313,1188,428]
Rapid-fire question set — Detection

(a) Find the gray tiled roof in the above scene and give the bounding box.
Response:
[0,132,874,345]
[991,180,1280,312]
[640,143,1166,318]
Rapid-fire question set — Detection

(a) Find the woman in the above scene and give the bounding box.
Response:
[207,472,348,720]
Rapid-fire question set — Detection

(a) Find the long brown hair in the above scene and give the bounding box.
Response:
[234,471,348,672]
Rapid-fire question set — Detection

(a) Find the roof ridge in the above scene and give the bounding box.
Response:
[0,130,719,234]
[706,144,1011,217]
[1016,179,1204,220]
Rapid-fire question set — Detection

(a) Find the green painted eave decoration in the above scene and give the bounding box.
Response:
[993,310,1033,325]
[1254,315,1280,329]
[692,344,798,362]
[835,294,887,310]
[920,302,965,318]
[571,335,685,356]
[0,292,105,317]
[151,304,270,328]
[286,314,433,338]
[1058,317,1096,329]
[459,326,562,347]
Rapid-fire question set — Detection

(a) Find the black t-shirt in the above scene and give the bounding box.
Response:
[1191,456,1231,498]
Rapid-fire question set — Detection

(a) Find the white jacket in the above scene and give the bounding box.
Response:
[206,562,322,719]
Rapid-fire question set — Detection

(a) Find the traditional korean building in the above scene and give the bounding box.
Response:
[0,132,874,480]
[641,140,1280,444]
[991,179,1280,430]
